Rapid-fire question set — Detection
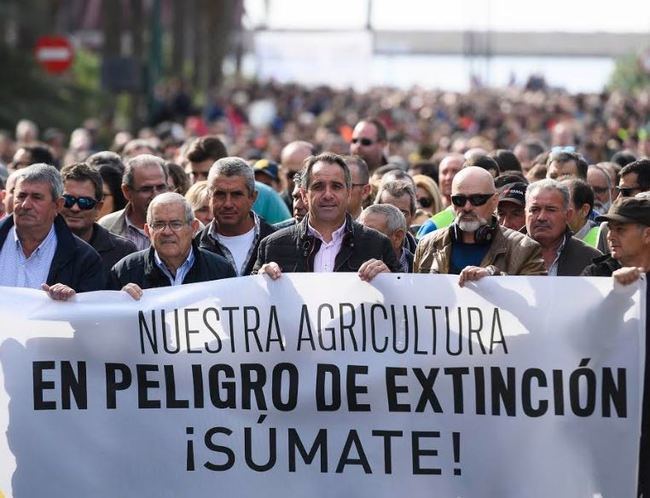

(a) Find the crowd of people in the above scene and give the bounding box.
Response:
[0,79,649,494]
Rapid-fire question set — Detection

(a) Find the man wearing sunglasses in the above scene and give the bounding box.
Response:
[109,193,235,299]
[98,154,169,251]
[60,163,137,282]
[414,167,545,285]
[349,119,388,172]
[595,159,650,253]
[0,163,104,300]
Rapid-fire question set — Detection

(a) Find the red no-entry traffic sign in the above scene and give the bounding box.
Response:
[34,35,74,74]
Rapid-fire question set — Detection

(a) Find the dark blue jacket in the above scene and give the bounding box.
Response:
[108,243,236,290]
[0,214,105,292]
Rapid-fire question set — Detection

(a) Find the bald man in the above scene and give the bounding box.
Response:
[414,167,545,285]
[279,140,314,211]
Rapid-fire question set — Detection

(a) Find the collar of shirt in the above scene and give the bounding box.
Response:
[208,212,261,275]
[308,220,346,272]
[13,223,57,258]
[547,233,568,277]
[154,246,195,285]
[307,220,346,245]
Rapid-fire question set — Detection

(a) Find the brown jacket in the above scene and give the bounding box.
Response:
[413,224,546,275]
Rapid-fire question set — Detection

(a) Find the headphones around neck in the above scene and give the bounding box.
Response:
[450,216,498,245]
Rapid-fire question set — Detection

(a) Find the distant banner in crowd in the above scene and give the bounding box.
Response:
[0,274,645,498]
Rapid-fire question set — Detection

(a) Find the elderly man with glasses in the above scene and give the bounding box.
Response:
[98,154,169,251]
[414,166,546,285]
[108,192,235,299]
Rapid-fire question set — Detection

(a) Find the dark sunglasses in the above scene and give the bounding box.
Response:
[63,194,98,210]
[418,197,433,209]
[351,137,374,146]
[451,193,494,207]
[616,186,641,198]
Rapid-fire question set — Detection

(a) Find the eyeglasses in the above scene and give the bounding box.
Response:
[132,184,169,195]
[351,137,374,146]
[418,197,433,209]
[616,186,641,198]
[451,193,494,207]
[63,194,98,210]
[149,221,188,232]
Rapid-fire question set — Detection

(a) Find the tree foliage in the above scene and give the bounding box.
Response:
[608,52,650,93]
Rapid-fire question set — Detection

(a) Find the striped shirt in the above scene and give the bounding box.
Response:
[0,224,58,289]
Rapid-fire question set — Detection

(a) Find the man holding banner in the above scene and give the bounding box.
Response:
[108,192,235,299]
[413,166,545,285]
[254,152,399,280]
[0,163,104,300]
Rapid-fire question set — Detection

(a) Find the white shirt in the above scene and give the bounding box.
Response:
[0,224,58,289]
[216,228,256,276]
[308,221,346,272]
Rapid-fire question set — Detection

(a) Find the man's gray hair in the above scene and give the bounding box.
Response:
[17,163,63,200]
[376,180,417,215]
[147,192,194,224]
[526,178,570,210]
[123,154,166,188]
[361,203,407,234]
[207,156,255,195]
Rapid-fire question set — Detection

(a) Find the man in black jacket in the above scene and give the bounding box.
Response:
[525,178,601,275]
[254,152,399,280]
[195,157,275,276]
[60,162,136,283]
[109,193,234,299]
[582,195,650,277]
[0,163,104,300]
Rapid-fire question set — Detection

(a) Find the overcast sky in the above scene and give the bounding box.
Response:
[244,0,650,33]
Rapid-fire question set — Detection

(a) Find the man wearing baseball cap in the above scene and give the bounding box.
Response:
[585,194,650,497]
[582,194,650,277]
[497,182,527,231]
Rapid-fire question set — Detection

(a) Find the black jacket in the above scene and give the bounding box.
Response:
[108,243,236,290]
[0,214,105,291]
[557,230,603,276]
[581,254,621,277]
[253,215,401,274]
[89,222,137,283]
[195,215,276,276]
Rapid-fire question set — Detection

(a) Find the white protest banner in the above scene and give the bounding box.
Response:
[0,274,645,498]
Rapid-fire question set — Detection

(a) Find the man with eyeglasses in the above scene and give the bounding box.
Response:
[349,118,388,172]
[414,167,545,284]
[595,159,650,253]
[109,193,235,299]
[617,159,650,200]
[60,162,136,282]
[98,154,169,251]
[525,179,601,276]
[0,163,104,300]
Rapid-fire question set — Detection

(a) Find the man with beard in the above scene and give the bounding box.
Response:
[414,167,545,285]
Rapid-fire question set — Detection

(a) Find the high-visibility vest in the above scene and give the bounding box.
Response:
[583,225,600,248]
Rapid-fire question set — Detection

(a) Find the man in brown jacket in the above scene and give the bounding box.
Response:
[414,167,545,285]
